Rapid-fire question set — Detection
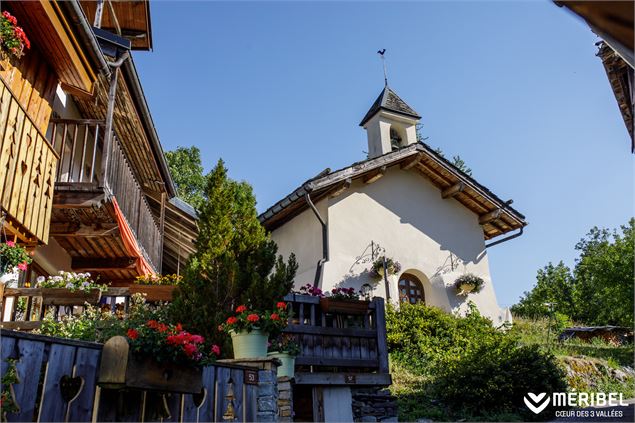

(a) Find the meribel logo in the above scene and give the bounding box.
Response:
[524,392,629,414]
[524,393,550,414]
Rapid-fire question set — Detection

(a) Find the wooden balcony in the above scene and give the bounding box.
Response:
[0,79,58,244]
[48,119,161,281]
[283,294,391,386]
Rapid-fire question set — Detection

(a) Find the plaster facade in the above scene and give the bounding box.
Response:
[270,167,510,324]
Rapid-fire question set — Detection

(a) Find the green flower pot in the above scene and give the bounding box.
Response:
[267,352,296,378]
[230,329,268,359]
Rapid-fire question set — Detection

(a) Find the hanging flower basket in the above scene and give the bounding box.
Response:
[369,257,401,280]
[0,11,30,59]
[454,273,485,296]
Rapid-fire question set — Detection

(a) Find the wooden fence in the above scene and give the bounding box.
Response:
[0,330,260,422]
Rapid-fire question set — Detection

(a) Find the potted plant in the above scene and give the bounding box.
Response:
[219,302,290,359]
[0,10,30,62]
[98,320,220,394]
[319,286,369,315]
[0,240,31,283]
[369,257,401,280]
[35,271,107,305]
[454,273,485,296]
[130,274,182,302]
[267,334,300,378]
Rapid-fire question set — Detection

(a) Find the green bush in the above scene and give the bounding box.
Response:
[387,303,567,420]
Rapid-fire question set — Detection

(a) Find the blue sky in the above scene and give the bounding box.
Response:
[134,1,633,307]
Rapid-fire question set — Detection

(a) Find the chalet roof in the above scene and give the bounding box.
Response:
[596,41,634,152]
[259,143,527,241]
[359,86,421,126]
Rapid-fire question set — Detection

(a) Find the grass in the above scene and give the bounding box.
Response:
[511,317,634,367]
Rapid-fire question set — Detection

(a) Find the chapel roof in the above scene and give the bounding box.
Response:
[259,142,527,241]
[359,85,421,126]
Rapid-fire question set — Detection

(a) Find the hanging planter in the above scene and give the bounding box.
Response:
[0,240,31,280]
[369,257,401,280]
[453,273,485,296]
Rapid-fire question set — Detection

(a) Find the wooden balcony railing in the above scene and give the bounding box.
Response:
[283,294,390,385]
[48,119,161,270]
[0,81,59,244]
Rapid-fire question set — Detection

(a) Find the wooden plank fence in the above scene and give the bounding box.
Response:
[0,330,260,422]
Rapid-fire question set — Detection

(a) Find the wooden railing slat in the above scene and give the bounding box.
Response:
[9,339,45,422]
[199,365,216,423]
[67,347,102,422]
[38,343,77,422]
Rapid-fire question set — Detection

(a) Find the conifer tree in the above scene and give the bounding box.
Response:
[170,159,297,349]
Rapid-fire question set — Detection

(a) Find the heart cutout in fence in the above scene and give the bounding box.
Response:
[193,388,207,408]
[59,375,84,403]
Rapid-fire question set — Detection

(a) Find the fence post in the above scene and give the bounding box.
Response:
[374,297,389,373]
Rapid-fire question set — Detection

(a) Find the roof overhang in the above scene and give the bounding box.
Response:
[259,143,527,241]
[8,0,98,96]
[79,0,153,50]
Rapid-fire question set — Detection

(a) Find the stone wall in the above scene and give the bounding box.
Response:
[351,387,398,422]
[277,376,293,422]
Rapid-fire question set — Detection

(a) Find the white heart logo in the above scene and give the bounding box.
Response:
[524,392,550,414]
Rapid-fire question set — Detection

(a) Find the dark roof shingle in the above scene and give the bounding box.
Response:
[359,85,421,126]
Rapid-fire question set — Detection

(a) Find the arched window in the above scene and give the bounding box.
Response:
[398,273,425,304]
[390,128,402,151]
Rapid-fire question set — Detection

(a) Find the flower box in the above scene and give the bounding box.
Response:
[319,298,370,315]
[40,288,102,306]
[98,336,202,394]
[129,284,177,302]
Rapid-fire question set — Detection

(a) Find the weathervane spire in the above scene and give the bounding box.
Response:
[377,49,387,86]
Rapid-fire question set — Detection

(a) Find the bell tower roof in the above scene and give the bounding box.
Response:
[359,85,421,127]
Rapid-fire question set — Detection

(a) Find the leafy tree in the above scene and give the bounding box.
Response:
[165,146,207,208]
[573,219,634,326]
[169,159,297,350]
[511,262,575,319]
[513,219,634,327]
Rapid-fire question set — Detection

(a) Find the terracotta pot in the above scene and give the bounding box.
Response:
[319,298,370,315]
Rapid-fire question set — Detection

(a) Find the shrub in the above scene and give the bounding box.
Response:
[387,303,567,420]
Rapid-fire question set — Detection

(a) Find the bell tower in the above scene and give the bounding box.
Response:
[359,86,421,158]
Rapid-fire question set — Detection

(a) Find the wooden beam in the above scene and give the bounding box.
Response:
[71,256,137,271]
[441,182,465,199]
[363,166,387,184]
[400,153,424,170]
[479,208,503,225]
[294,372,392,386]
[50,222,118,237]
[329,178,352,198]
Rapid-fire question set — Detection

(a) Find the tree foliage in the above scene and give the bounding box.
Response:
[512,219,634,327]
[169,159,297,350]
[165,146,207,208]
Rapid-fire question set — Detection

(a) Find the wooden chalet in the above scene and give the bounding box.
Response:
[0,0,195,289]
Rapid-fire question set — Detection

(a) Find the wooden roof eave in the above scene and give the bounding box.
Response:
[259,144,527,239]
[8,0,98,96]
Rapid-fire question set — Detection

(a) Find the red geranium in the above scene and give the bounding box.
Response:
[211,345,221,356]
[226,316,238,325]
[270,313,280,321]
[246,314,260,323]
[126,328,139,340]
[276,302,287,310]
[236,305,247,313]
